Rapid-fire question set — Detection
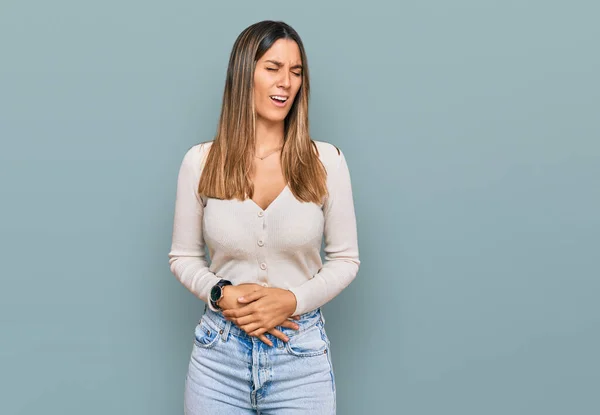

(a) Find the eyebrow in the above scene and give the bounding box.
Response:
[265,60,303,70]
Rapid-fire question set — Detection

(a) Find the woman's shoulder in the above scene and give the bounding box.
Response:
[312,139,344,171]
[181,140,214,168]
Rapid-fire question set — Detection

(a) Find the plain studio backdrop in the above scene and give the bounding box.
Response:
[1,1,598,414]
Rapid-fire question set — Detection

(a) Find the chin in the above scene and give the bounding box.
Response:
[258,111,289,124]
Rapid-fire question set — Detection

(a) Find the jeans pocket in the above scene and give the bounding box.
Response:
[285,324,329,357]
[193,318,220,349]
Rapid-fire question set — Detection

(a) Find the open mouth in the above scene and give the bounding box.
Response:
[270,95,288,105]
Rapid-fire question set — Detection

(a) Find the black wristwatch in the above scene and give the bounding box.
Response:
[210,279,232,310]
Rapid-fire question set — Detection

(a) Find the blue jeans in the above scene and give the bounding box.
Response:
[183,305,336,414]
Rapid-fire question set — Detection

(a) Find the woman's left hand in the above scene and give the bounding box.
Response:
[222,287,297,339]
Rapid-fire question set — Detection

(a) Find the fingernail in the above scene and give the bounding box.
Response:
[238,297,244,301]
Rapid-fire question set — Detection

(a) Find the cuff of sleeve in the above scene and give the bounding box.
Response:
[288,279,320,316]
[288,286,304,316]
[204,275,222,312]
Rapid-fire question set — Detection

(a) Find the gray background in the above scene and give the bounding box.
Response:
[1,1,599,414]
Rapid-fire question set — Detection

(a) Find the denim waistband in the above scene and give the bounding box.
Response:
[201,304,325,341]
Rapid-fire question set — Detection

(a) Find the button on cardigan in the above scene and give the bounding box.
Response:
[168,140,360,316]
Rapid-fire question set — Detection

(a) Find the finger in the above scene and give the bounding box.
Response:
[268,328,289,343]
[250,327,268,337]
[280,320,299,330]
[223,304,254,319]
[291,315,300,320]
[240,322,263,335]
[257,334,273,347]
[230,314,257,327]
[222,309,238,319]
[238,289,268,304]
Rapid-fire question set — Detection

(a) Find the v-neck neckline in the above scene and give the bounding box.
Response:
[248,185,288,213]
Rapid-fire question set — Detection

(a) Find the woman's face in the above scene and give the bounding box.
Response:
[253,38,303,125]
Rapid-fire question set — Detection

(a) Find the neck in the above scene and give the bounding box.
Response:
[255,116,285,152]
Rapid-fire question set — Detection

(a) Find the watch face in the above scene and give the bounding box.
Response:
[210,285,221,302]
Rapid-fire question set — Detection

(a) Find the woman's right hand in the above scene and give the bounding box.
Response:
[217,283,299,346]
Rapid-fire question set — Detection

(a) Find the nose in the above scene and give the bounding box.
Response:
[277,70,291,89]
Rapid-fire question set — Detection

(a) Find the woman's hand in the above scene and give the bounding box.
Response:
[216,283,260,311]
[217,284,299,346]
[222,287,298,346]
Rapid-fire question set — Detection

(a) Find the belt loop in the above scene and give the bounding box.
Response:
[319,308,326,324]
[221,318,232,341]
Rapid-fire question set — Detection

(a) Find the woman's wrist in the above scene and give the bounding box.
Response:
[215,285,229,309]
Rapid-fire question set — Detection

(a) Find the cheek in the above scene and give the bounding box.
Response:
[254,74,271,97]
[292,81,302,99]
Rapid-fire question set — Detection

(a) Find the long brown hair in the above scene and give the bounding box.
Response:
[197,20,328,204]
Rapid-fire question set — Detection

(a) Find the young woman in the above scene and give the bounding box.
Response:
[168,20,360,414]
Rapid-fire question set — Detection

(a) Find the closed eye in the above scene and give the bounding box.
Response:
[266,67,301,77]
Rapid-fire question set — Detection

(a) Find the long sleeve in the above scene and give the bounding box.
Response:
[168,145,221,311]
[288,149,360,315]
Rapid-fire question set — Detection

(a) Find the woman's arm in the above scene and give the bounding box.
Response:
[168,145,222,310]
[288,148,360,315]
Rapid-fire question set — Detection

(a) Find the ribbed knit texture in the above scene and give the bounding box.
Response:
[168,140,360,316]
